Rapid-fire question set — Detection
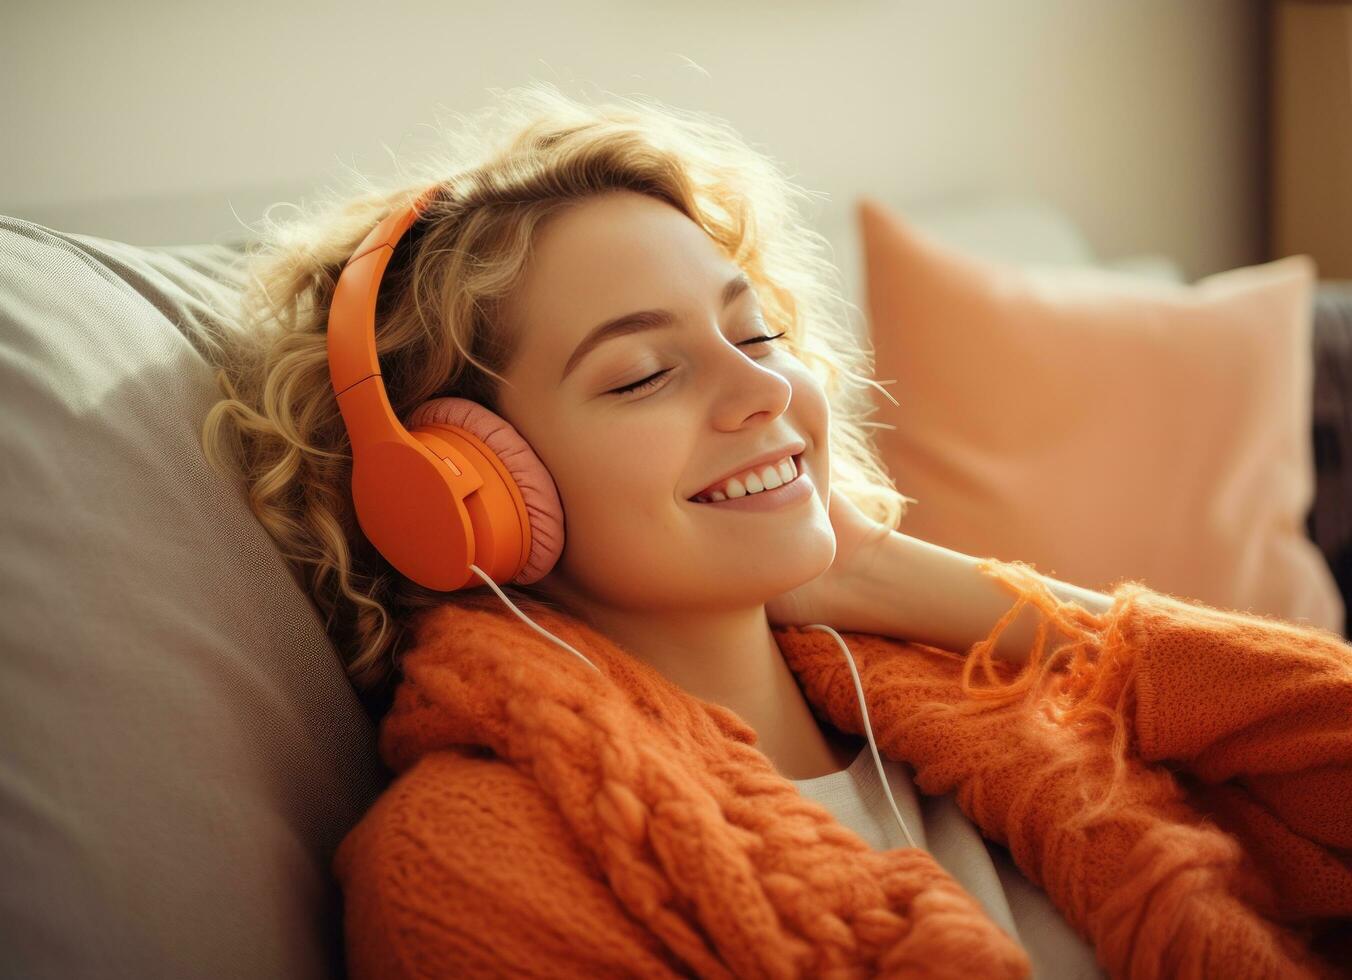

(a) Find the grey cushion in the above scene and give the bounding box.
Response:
[0,216,386,980]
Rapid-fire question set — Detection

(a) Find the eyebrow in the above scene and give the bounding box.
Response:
[559,272,753,383]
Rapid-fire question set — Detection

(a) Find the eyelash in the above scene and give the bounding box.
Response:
[607,331,788,397]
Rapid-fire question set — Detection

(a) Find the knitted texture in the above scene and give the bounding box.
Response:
[333,558,1352,978]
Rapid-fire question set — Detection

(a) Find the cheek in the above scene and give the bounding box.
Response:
[788,366,831,443]
[555,421,686,519]
[551,425,695,588]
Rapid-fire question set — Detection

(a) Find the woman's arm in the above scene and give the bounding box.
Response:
[836,529,1112,664]
[836,529,1352,855]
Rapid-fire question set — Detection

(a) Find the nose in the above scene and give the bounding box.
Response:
[704,336,793,427]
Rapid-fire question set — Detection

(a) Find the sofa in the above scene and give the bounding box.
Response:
[1,198,1348,979]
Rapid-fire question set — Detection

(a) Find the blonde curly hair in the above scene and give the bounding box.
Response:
[200,81,912,721]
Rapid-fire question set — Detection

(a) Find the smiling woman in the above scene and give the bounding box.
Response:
[197,79,995,975]
[199,80,911,721]
[199,79,1352,980]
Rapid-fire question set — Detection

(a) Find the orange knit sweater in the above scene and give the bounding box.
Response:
[333,558,1352,978]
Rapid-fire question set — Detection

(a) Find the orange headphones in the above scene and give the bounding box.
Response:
[325,185,566,592]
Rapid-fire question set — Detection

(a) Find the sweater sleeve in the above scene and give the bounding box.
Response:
[780,570,1352,977]
[331,752,691,980]
[975,558,1352,852]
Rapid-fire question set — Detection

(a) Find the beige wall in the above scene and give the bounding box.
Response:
[1,0,1265,285]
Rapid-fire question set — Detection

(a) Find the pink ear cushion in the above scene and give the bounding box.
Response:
[405,397,564,585]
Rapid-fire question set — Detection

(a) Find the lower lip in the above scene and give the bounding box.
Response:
[688,456,813,512]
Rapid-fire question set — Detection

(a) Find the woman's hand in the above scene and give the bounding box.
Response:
[765,487,893,630]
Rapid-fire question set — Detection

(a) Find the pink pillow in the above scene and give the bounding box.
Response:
[858,196,1345,635]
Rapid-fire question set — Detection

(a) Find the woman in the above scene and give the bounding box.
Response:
[201,82,1352,978]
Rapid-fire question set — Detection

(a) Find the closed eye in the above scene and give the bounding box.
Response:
[605,331,787,397]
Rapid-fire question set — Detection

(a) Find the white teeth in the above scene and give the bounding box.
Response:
[693,455,799,503]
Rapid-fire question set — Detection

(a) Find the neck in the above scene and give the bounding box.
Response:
[539,583,861,780]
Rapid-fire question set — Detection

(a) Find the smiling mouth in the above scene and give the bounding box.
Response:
[689,453,804,503]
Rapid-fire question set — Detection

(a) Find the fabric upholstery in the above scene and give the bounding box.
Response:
[0,216,387,980]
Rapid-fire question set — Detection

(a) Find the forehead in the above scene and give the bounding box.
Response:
[504,191,740,352]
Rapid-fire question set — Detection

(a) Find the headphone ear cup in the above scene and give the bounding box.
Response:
[406,397,565,585]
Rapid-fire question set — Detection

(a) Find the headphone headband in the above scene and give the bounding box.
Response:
[328,185,442,399]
